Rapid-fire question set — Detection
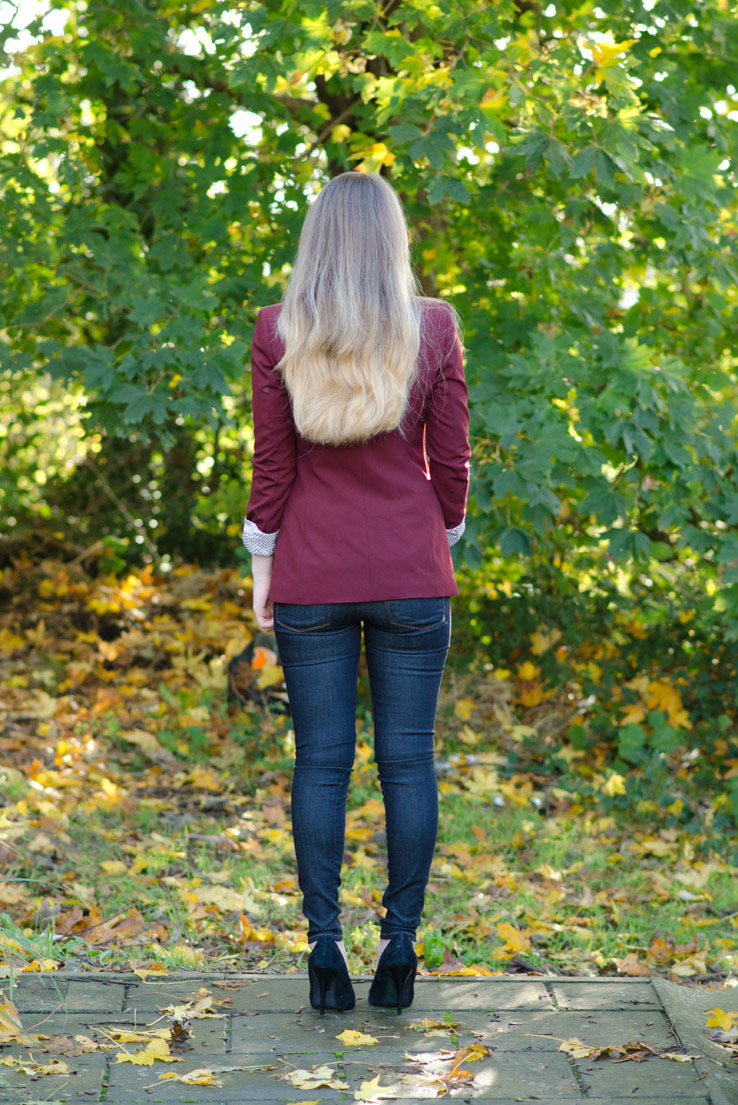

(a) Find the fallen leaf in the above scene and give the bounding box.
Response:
[282,1063,345,1090]
[0,1056,70,1076]
[616,953,651,977]
[132,965,169,980]
[496,920,532,955]
[448,1043,491,1075]
[706,1007,738,1031]
[354,1073,401,1100]
[158,1067,224,1086]
[0,994,36,1044]
[410,1016,462,1036]
[336,1029,378,1046]
[115,1037,182,1065]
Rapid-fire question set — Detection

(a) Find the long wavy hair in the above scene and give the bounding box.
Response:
[276,172,423,445]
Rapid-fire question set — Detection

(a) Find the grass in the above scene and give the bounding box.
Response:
[2,699,736,982]
[0,557,736,983]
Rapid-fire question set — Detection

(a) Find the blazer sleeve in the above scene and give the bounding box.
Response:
[425,312,471,546]
[242,308,297,556]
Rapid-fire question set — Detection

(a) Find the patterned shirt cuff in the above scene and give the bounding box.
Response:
[446,520,465,547]
[242,518,279,556]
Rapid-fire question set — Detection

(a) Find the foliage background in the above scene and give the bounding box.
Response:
[1,1,738,781]
[1,0,738,982]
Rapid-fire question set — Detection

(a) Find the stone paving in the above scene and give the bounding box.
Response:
[1,971,736,1104]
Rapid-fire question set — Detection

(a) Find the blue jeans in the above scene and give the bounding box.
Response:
[273,597,451,944]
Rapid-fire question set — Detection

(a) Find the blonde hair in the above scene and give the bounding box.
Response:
[276,172,422,445]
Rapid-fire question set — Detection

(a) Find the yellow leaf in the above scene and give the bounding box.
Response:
[518,684,546,707]
[517,661,540,681]
[106,1028,169,1044]
[646,679,691,729]
[336,1029,378,1046]
[0,934,28,958]
[100,860,128,875]
[454,697,476,719]
[189,764,222,791]
[621,703,646,725]
[458,725,480,745]
[0,994,35,1044]
[170,944,202,965]
[601,772,627,796]
[23,957,60,972]
[331,124,351,143]
[354,142,396,173]
[584,32,638,70]
[257,661,284,689]
[706,1007,738,1030]
[449,1042,491,1074]
[0,1056,70,1075]
[100,777,123,802]
[132,965,169,980]
[355,1073,400,1101]
[410,1017,462,1034]
[482,87,507,110]
[158,1067,224,1086]
[120,728,164,754]
[530,626,562,655]
[282,1063,345,1090]
[508,724,535,742]
[115,1037,179,1065]
[496,921,532,955]
[558,1035,595,1058]
[493,667,512,680]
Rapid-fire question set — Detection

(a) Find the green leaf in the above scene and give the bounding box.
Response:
[499,528,531,557]
[618,723,647,763]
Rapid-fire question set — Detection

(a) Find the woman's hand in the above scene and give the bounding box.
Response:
[251,554,274,631]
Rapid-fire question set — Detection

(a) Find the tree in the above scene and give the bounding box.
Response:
[1,0,737,626]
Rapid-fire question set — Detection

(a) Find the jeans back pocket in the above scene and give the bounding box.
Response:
[385,597,450,632]
[275,603,332,633]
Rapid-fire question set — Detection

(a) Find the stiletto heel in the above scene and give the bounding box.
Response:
[369,933,417,1014]
[307,936,355,1014]
[312,964,335,1015]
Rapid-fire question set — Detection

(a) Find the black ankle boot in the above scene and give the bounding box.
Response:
[308,936,355,1014]
[368,933,417,1014]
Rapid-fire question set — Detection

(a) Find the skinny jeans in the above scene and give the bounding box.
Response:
[273,597,451,944]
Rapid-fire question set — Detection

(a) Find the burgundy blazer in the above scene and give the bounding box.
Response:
[242,301,470,604]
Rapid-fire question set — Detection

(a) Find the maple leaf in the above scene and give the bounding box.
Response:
[530,626,562,655]
[336,1029,378,1046]
[281,1063,345,1090]
[517,660,540,681]
[158,1067,224,1086]
[616,953,650,977]
[0,1055,71,1076]
[257,660,284,689]
[354,1073,401,1100]
[496,920,532,955]
[601,772,627,796]
[448,1043,491,1075]
[707,1007,738,1031]
[454,696,476,719]
[115,1037,182,1065]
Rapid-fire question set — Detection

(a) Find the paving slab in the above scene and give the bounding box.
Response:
[0,971,735,1104]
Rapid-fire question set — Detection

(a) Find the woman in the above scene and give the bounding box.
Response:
[242,171,470,1015]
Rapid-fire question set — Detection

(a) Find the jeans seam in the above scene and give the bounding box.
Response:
[330,764,351,937]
